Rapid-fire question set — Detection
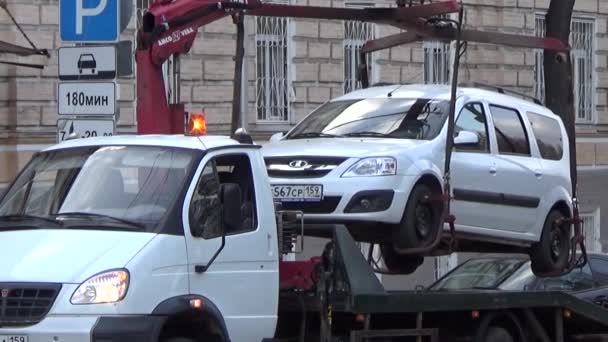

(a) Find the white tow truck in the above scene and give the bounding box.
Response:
[1,128,608,342]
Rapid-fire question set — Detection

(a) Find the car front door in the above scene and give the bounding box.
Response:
[451,102,502,230]
[184,149,279,342]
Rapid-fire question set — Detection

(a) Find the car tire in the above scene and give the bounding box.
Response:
[530,209,571,275]
[393,183,442,253]
[482,326,514,342]
[380,243,424,274]
[163,338,196,342]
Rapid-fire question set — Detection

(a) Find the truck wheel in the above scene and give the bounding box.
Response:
[483,326,514,342]
[530,209,570,275]
[380,243,424,274]
[393,183,442,253]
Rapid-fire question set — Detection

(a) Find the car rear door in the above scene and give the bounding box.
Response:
[484,103,544,234]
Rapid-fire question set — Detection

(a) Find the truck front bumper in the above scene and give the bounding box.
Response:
[0,315,165,342]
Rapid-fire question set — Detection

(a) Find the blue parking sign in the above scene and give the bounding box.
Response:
[60,0,120,42]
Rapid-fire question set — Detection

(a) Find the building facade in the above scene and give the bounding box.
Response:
[0,0,607,285]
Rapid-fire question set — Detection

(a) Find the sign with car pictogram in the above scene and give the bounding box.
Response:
[59,46,117,80]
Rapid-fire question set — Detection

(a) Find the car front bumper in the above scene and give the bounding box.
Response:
[270,174,417,225]
[0,315,165,342]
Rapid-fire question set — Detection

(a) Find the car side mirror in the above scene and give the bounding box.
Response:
[269,132,285,142]
[454,130,479,146]
[220,183,242,232]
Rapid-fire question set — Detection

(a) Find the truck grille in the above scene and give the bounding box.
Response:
[0,283,61,327]
[265,156,347,178]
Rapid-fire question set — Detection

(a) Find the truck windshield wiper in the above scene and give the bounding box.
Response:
[342,132,390,138]
[289,132,339,139]
[56,212,145,231]
[0,214,63,227]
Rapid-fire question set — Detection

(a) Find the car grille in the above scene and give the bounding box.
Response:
[0,283,61,327]
[265,156,348,178]
[278,196,341,214]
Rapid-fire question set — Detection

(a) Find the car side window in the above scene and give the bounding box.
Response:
[527,112,564,160]
[589,257,608,275]
[488,105,531,156]
[188,153,258,239]
[454,102,489,153]
[539,263,595,292]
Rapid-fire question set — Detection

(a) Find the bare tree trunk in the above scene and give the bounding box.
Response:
[544,0,577,195]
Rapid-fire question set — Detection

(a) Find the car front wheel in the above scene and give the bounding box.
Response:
[530,209,571,275]
[392,183,442,253]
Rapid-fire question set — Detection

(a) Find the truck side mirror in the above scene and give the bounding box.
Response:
[220,183,242,232]
[195,182,242,274]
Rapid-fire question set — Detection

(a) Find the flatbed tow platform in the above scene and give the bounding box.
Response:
[273,226,608,342]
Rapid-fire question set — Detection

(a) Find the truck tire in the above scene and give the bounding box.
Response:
[393,183,442,253]
[530,209,570,275]
[483,326,514,342]
[380,243,424,274]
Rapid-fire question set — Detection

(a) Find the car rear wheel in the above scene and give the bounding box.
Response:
[530,209,571,275]
[393,183,442,253]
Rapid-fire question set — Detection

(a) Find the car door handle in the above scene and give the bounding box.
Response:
[534,169,543,177]
[489,167,497,175]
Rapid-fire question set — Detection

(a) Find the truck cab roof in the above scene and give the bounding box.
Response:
[45,134,249,152]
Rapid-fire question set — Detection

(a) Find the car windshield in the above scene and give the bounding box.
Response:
[0,145,199,232]
[285,98,450,140]
[429,258,526,291]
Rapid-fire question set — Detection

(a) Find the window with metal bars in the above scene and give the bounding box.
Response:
[343,19,374,93]
[535,16,595,123]
[423,42,450,84]
[255,9,292,123]
[582,209,602,253]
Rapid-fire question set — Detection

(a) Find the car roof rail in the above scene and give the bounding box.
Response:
[459,82,544,106]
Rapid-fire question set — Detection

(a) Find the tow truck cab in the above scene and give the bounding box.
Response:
[0,134,284,342]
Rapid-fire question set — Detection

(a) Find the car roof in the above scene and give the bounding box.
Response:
[331,83,558,119]
[43,134,243,152]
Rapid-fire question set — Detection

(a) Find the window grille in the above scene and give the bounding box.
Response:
[343,20,374,93]
[424,41,451,85]
[582,209,602,253]
[534,16,595,123]
[255,13,291,122]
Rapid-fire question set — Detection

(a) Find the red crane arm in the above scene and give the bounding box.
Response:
[135,0,568,135]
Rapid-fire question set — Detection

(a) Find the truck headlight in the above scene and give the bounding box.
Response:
[342,157,397,177]
[71,269,129,305]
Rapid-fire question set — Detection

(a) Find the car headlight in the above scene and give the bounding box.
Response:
[70,269,129,305]
[342,157,397,177]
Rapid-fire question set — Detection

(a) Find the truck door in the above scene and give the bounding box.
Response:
[183,148,279,342]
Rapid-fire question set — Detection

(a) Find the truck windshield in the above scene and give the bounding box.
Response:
[286,98,450,140]
[0,145,198,232]
[429,258,526,291]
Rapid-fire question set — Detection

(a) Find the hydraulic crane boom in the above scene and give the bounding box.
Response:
[134,0,583,276]
[135,0,567,135]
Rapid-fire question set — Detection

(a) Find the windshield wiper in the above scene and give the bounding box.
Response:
[289,132,339,139]
[0,214,63,227]
[342,132,390,138]
[56,212,145,231]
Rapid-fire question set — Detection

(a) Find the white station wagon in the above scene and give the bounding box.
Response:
[262,84,573,275]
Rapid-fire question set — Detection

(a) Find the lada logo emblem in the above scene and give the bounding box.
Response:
[1,289,9,298]
[289,160,309,168]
